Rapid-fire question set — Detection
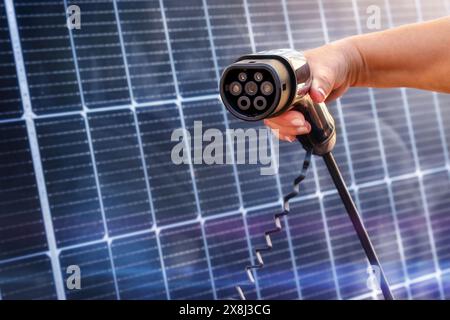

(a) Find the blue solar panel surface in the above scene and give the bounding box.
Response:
[0,0,450,300]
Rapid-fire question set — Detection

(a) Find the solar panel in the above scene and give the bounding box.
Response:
[0,0,450,300]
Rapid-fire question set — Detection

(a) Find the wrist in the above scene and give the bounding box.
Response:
[333,36,368,88]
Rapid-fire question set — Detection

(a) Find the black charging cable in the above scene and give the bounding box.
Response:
[220,49,394,300]
[323,152,394,300]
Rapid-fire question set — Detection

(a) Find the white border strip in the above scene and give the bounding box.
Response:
[4,0,66,300]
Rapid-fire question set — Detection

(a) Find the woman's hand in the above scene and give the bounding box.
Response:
[265,17,450,143]
[264,39,364,142]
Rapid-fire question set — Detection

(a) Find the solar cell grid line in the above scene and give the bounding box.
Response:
[0,1,22,119]
[157,1,219,298]
[390,178,440,286]
[293,0,376,296]
[323,192,372,299]
[316,110,353,191]
[279,0,296,49]
[160,222,215,299]
[280,0,341,299]
[241,0,289,209]
[444,272,450,299]
[0,121,48,261]
[430,92,450,168]
[371,88,417,177]
[0,254,56,299]
[161,0,217,97]
[350,267,450,300]
[4,0,66,300]
[285,0,325,50]
[414,0,450,171]
[249,0,319,200]
[240,0,255,53]
[391,286,410,300]
[238,0,289,213]
[288,199,339,299]
[59,242,117,299]
[322,0,359,41]
[115,0,176,103]
[357,184,407,286]
[197,0,249,216]
[423,172,450,290]
[136,104,198,225]
[87,110,153,236]
[339,89,385,184]
[358,0,442,295]
[308,160,342,299]
[246,0,290,51]
[205,0,281,209]
[313,104,352,192]
[313,0,354,194]
[417,0,449,20]
[278,143,317,197]
[246,205,301,300]
[204,0,253,73]
[257,92,307,304]
[13,0,82,115]
[404,89,447,170]
[437,93,450,164]
[66,0,131,109]
[111,232,167,300]
[318,0,375,253]
[375,2,423,180]
[112,0,135,106]
[276,0,318,198]
[35,115,104,247]
[319,0,360,187]
[410,277,442,299]
[106,1,172,298]
[182,99,241,217]
[350,1,412,297]
[204,214,258,299]
[189,1,265,299]
[63,0,122,299]
[387,0,445,299]
[435,1,450,165]
[225,116,280,208]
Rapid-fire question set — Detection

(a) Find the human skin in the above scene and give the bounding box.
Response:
[264,16,450,142]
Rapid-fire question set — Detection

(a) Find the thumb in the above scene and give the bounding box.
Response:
[309,69,335,103]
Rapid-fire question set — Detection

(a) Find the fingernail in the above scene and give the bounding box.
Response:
[305,122,311,132]
[317,87,326,100]
[297,126,308,134]
[291,118,304,126]
[286,136,295,143]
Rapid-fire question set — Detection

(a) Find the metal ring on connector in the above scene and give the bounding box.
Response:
[229,81,242,96]
[253,96,267,111]
[254,72,263,82]
[237,96,251,110]
[238,72,247,82]
[260,81,273,96]
[244,81,258,96]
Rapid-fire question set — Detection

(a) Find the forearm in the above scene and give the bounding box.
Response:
[343,16,450,93]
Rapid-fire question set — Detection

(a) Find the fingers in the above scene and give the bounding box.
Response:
[310,69,335,103]
[264,110,311,142]
[266,110,306,127]
[271,129,296,143]
[265,119,311,136]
